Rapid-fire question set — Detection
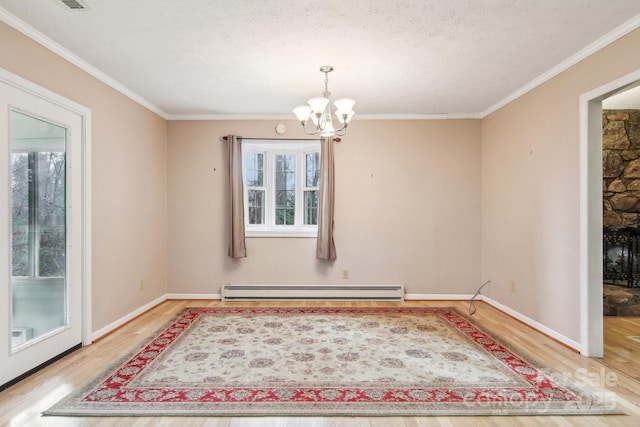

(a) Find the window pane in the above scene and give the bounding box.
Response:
[275,154,295,191]
[286,171,295,191]
[304,190,318,225]
[37,152,66,277]
[246,152,263,187]
[248,190,265,224]
[306,152,320,187]
[276,154,295,174]
[276,190,295,208]
[11,153,29,276]
[275,208,295,225]
[275,155,295,225]
[246,169,256,186]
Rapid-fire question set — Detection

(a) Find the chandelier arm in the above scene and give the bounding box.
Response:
[301,120,321,136]
[334,124,348,136]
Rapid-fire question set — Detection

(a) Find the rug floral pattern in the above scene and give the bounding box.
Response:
[45,307,618,416]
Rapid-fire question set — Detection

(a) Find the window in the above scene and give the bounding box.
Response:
[12,145,66,278]
[243,141,320,237]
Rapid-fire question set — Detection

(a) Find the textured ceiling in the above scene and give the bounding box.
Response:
[1,0,640,118]
[604,85,640,110]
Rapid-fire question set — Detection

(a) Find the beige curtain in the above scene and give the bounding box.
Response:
[316,136,337,260]
[227,135,247,258]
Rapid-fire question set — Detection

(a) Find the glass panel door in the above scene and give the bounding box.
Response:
[10,110,68,350]
[1,72,86,389]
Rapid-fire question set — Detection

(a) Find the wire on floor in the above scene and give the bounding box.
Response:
[469,280,490,316]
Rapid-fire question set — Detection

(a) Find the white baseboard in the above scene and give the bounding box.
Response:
[166,293,222,300]
[91,294,167,341]
[481,295,582,352]
[405,293,475,300]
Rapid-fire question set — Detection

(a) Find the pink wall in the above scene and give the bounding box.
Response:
[0,22,168,331]
[481,28,640,341]
[167,119,482,296]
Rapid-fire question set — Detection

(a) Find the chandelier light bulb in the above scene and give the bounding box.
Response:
[334,98,356,115]
[336,110,355,125]
[334,98,356,124]
[308,97,330,114]
[292,105,312,122]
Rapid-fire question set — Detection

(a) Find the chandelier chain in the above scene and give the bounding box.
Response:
[323,71,330,98]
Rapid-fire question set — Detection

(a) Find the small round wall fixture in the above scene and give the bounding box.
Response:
[275,123,286,135]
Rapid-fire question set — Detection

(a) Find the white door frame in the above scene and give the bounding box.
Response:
[580,68,640,357]
[0,67,92,347]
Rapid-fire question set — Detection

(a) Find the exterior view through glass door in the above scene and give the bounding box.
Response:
[0,72,87,388]
[11,111,68,349]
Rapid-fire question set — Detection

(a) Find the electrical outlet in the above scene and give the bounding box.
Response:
[139,279,144,290]
[510,280,516,292]
[341,270,350,280]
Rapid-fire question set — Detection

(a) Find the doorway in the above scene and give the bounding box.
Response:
[602,87,640,316]
[0,68,91,388]
[581,69,640,358]
[600,84,640,380]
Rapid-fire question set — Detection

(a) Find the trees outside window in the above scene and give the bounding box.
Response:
[12,150,66,278]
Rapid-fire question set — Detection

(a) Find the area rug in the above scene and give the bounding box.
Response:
[45,307,619,417]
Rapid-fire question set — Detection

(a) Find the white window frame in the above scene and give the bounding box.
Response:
[242,140,320,238]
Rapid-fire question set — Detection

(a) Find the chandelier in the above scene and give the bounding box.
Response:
[292,66,355,137]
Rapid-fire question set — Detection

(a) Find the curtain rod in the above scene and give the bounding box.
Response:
[222,136,341,142]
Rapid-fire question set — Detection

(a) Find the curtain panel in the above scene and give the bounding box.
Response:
[226,135,247,258]
[316,136,337,260]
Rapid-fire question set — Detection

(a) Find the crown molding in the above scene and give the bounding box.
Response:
[167,114,294,121]
[481,13,640,118]
[351,113,483,120]
[167,112,483,121]
[0,7,169,119]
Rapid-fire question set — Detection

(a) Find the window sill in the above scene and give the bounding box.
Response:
[246,228,317,238]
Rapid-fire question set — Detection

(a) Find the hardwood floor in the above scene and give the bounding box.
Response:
[603,316,640,381]
[1,300,640,426]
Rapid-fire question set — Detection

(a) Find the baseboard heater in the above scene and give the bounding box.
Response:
[221,284,404,301]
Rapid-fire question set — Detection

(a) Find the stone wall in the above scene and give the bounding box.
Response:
[603,110,640,227]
